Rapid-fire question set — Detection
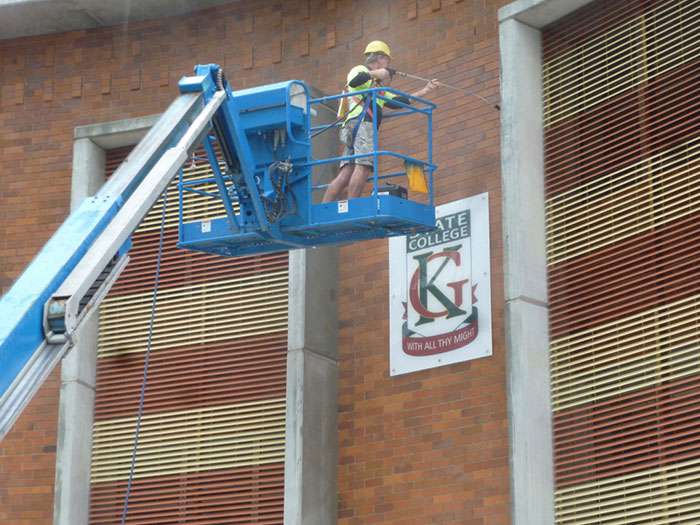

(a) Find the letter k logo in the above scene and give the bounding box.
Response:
[409,245,470,327]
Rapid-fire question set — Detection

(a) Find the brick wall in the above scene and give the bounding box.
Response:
[0,1,508,523]
[0,370,59,524]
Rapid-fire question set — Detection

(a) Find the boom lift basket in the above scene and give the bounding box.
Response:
[177,68,437,257]
[0,64,437,440]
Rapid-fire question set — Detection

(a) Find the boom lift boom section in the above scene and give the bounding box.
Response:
[0,64,437,441]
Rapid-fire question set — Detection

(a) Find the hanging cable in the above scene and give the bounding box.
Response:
[119,187,169,525]
[262,161,294,223]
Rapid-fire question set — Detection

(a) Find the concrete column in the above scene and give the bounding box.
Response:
[284,247,339,525]
[53,138,105,525]
[498,1,594,523]
[54,115,159,525]
[70,138,105,210]
[499,18,554,525]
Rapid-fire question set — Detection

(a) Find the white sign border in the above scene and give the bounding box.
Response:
[389,192,492,376]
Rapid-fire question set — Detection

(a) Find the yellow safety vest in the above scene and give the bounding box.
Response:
[337,65,398,124]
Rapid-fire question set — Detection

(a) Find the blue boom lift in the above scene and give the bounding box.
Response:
[0,64,436,440]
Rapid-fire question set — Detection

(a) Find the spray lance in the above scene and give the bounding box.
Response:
[310,67,499,139]
[391,69,500,111]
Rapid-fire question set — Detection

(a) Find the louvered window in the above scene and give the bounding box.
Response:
[544,0,700,522]
[88,146,287,524]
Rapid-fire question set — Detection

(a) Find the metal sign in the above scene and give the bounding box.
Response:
[389,193,492,376]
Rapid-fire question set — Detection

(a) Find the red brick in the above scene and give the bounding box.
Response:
[0,0,512,522]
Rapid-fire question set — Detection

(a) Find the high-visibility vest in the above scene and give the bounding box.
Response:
[337,65,398,125]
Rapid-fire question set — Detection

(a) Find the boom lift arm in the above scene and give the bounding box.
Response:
[0,64,437,441]
[0,75,225,440]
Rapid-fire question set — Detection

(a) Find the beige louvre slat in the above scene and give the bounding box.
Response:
[557,457,700,499]
[97,271,289,357]
[554,342,699,402]
[93,455,285,484]
[92,441,285,481]
[101,308,286,340]
[99,306,288,344]
[546,138,700,264]
[558,485,700,522]
[137,185,227,232]
[100,310,287,345]
[100,270,289,312]
[557,468,700,519]
[560,501,700,524]
[550,293,700,411]
[555,367,700,414]
[100,296,287,328]
[552,316,696,377]
[543,0,700,126]
[93,415,285,448]
[546,138,700,221]
[551,294,700,361]
[556,457,700,524]
[544,7,699,111]
[543,1,699,94]
[93,397,285,431]
[93,436,285,470]
[542,0,697,89]
[93,434,285,469]
[102,284,288,321]
[545,20,699,127]
[98,319,287,357]
[91,398,286,483]
[547,164,696,249]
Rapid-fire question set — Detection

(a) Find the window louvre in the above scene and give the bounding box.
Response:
[88,146,286,524]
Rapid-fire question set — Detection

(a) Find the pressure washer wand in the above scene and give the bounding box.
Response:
[395,70,500,111]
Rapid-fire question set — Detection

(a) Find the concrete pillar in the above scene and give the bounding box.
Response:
[284,247,339,525]
[499,18,554,525]
[54,116,156,525]
[53,138,105,525]
[70,138,105,211]
[498,1,594,523]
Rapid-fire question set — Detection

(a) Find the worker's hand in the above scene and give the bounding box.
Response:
[371,68,393,82]
[423,79,439,93]
[414,79,439,99]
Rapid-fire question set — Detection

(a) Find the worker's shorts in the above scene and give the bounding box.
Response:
[339,120,374,168]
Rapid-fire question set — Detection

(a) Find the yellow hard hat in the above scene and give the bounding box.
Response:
[364,40,391,58]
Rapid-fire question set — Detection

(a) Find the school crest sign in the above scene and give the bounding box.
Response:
[389,193,492,376]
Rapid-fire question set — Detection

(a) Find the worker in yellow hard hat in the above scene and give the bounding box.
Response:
[364,40,392,58]
[322,41,438,203]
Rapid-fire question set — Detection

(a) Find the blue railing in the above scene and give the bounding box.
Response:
[177,84,436,235]
[307,86,436,207]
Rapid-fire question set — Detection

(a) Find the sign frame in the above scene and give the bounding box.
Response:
[389,193,492,376]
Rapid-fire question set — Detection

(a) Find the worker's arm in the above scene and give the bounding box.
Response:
[382,91,411,109]
[382,79,438,109]
[347,66,394,88]
[411,79,439,99]
[381,74,439,107]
